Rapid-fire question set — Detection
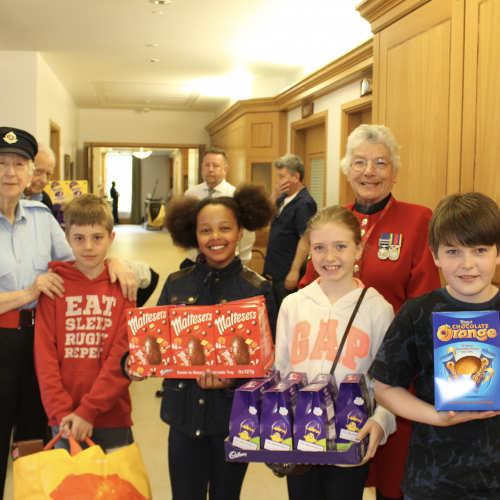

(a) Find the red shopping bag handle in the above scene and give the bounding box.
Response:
[44,429,96,456]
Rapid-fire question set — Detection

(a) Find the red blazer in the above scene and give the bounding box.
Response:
[299,197,441,314]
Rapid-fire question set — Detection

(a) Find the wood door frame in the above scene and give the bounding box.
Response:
[290,110,328,207]
[339,95,373,206]
[50,120,61,180]
[83,141,205,194]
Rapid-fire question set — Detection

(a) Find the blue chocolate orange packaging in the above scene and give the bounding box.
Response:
[433,311,500,410]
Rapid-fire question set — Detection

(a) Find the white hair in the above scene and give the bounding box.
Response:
[36,143,56,166]
[340,124,401,176]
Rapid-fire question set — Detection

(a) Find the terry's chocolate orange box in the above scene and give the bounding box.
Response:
[433,311,500,410]
[169,306,216,368]
[127,306,172,377]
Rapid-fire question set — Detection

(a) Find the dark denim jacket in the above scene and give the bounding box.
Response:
[158,257,277,438]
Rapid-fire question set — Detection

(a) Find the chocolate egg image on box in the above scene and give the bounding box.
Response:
[185,337,206,366]
[230,336,251,365]
[455,356,482,375]
[142,335,162,365]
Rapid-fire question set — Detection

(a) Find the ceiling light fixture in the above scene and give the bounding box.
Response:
[150,0,170,5]
[151,11,163,14]
[133,147,152,159]
[146,59,159,63]
[146,44,158,47]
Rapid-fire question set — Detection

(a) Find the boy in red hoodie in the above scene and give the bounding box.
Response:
[35,194,135,451]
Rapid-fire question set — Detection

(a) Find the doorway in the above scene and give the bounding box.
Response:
[290,110,327,209]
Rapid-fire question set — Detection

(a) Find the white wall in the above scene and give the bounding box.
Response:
[78,109,213,145]
[0,52,38,134]
[287,80,362,206]
[36,54,79,172]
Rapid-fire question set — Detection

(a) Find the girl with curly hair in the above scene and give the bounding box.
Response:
[127,183,277,500]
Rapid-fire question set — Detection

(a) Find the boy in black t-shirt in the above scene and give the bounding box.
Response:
[369,192,500,500]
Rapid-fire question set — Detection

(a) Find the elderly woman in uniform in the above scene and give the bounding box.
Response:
[0,127,137,497]
[299,124,441,500]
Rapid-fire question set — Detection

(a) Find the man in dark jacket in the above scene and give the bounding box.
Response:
[264,154,317,310]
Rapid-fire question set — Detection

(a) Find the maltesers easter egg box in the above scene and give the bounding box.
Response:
[126,296,274,378]
[169,307,216,369]
[433,311,500,410]
[127,306,173,378]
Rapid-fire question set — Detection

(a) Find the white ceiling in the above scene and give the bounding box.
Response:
[0,0,372,113]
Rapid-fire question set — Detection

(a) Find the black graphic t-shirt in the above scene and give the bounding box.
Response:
[369,287,500,500]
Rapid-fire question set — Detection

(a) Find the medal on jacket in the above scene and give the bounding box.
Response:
[378,233,390,260]
[378,233,402,261]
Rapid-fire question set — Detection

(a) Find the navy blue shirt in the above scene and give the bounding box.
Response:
[264,187,317,281]
[369,287,500,500]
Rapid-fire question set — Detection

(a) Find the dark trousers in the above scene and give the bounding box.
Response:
[112,199,119,224]
[286,462,370,500]
[272,279,298,312]
[168,427,248,500]
[0,327,48,497]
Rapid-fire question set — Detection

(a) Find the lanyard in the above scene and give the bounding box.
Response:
[353,197,394,244]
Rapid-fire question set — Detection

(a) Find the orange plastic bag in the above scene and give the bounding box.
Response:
[14,431,152,500]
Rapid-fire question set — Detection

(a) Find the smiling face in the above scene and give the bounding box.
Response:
[28,150,55,195]
[348,141,396,208]
[67,223,115,279]
[432,243,500,304]
[309,222,363,292]
[0,153,32,202]
[201,153,229,189]
[196,204,243,269]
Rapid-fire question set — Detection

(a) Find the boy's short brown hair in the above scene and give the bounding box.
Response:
[428,192,500,255]
[63,193,114,234]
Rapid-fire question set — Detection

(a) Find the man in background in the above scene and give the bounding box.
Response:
[23,143,55,213]
[110,181,120,225]
[180,147,255,269]
[264,154,317,309]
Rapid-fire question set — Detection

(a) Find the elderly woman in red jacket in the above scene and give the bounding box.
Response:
[299,124,441,500]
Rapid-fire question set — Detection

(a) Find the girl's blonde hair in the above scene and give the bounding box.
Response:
[305,205,362,246]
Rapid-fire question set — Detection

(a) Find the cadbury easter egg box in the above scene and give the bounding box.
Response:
[433,311,500,410]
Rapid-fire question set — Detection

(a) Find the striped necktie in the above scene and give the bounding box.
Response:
[207,189,216,197]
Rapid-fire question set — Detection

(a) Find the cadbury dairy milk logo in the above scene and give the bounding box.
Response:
[171,313,213,336]
[128,310,168,335]
[229,451,247,459]
[437,320,497,342]
[214,311,257,335]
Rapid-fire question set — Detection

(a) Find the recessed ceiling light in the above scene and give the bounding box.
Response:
[146,59,160,63]
[151,11,163,14]
[150,0,170,4]
[146,44,158,47]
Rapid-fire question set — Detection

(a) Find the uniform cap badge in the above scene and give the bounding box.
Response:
[3,131,18,144]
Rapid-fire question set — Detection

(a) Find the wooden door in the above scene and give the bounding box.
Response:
[461,0,500,283]
[375,0,465,210]
[339,95,372,206]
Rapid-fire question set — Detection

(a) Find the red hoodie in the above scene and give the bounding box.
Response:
[34,261,134,428]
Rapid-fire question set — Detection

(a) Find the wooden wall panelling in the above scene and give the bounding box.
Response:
[377,0,464,210]
[211,115,246,188]
[339,96,373,206]
[290,111,328,208]
[463,0,500,197]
